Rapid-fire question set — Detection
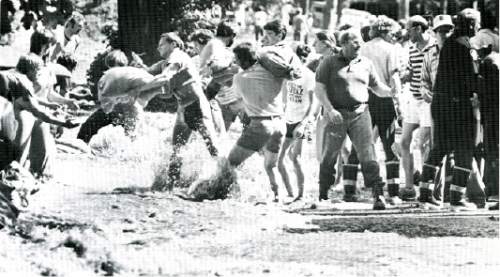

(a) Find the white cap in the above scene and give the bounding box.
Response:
[433,15,454,31]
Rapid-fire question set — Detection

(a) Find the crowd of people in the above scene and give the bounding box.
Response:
[1,4,499,225]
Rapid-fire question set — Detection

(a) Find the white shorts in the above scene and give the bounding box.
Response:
[403,97,432,128]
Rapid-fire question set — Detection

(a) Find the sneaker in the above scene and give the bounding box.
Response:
[450,200,477,211]
[400,187,417,201]
[343,193,359,202]
[387,196,403,205]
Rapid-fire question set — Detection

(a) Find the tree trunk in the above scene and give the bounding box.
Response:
[117,0,170,64]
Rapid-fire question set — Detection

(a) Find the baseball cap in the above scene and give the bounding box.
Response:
[433,15,454,31]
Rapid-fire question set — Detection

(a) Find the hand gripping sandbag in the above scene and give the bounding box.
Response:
[257,46,302,80]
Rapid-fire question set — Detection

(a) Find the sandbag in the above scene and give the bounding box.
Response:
[98,67,161,113]
[257,46,302,80]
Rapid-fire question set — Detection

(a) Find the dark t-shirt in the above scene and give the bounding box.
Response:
[315,53,380,109]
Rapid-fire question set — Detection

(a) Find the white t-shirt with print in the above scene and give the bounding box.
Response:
[284,66,315,124]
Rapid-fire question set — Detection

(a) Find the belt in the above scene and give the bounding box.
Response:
[250,115,281,120]
[335,102,368,112]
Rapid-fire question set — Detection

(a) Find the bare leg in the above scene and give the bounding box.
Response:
[401,122,419,189]
[289,139,304,199]
[264,149,280,201]
[277,137,295,197]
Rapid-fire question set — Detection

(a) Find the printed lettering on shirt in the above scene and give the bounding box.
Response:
[286,81,305,104]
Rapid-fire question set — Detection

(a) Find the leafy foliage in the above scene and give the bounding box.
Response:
[20,0,75,29]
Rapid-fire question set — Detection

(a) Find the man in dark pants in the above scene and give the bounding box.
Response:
[477,48,499,208]
[419,9,481,211]
[314,28,395,210]
[144,33,219,191]
[341,16,403,205]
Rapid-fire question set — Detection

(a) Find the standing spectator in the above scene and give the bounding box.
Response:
[471,8,499,53]
[254,6,267,42]
[314,29,395,209]
[0,0,16,44]
[419,9,481,210]
[399,15,435,201]
[292,8,306,42]
[476,46,499,206]
[342,16,403,204]
[226,42,286,202]
[47,12,85,62]
[277,44,317,201]
[420,15,454,203]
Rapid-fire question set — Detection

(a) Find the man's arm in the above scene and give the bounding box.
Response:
[15,96,78,127]
[420,53,433,103]
[47,89,79,109]
[368,61,394,97]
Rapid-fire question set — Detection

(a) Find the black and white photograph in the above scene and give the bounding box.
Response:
[0,0,499,276]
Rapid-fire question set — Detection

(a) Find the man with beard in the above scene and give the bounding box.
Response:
[420,15,454,204]
[418,9,481,210]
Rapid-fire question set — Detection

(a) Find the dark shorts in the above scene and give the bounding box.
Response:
[237,116,285,153]
[285,122,301,139]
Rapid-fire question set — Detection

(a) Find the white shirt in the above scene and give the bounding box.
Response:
[284,66,315,123]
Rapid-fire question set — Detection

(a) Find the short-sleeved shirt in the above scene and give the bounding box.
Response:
[233,63,284,117]
[284,66,315,123]
[315,53,380,109]
[148,48,204,107]
[0,70,34,103]
[360,37,399,89]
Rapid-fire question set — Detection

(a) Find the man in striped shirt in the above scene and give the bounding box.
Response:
[399,15,437,201]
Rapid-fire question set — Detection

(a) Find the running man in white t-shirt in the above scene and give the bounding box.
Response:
[277,44,317,201]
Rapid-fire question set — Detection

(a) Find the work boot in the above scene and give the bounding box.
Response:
[418,187,441,208]
[387,183,402,205]
[343,185,358,202]
[400,187,417,201]
[372,183,386,210]
[450,190,477,211]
